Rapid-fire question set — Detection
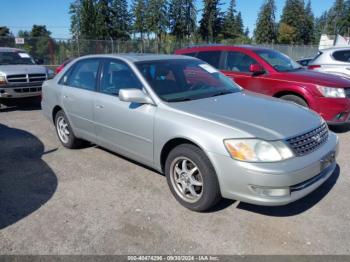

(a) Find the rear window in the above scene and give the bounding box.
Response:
[196,51,222,68]
[332,50,350,62]
[182,52,197,57]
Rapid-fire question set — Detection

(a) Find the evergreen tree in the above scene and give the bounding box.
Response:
[146,0,169,50]
[0,26,11,37]
[222,0,237,39]
[183,0,197,40]
[314,11,328,43]
[326,0,347,35]
[244,27,249,37]
[199,0,223,42]
[235,12,244,36]
[79,0,97,39]
[111,0,131,40]
[169,0,196,41]
[0,26,13,47]
[254,0,277,44]
[279,0,308,44]
[303,0,315,44]
[95,0,111,39]
[69,0,82,40]
[132,0,147,41]
[29,25,55,63]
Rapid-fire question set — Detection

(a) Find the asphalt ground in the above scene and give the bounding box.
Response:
[0,101,350,255]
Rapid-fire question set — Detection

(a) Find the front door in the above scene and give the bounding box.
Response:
[221,51,266,94]
[94,58,156,165]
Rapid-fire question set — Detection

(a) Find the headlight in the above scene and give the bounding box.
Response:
[317,86,346,98]
[0,75,6,85]
[224,139,294,162]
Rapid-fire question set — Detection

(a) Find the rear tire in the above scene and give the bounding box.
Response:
[54,110,85,149]
[165,144,221,212]
[280,94,308,108]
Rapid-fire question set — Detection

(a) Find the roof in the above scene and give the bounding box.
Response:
[177,44,273,52]
[0,47,25,53]
[319,46,350,52]
[79,53,197,62]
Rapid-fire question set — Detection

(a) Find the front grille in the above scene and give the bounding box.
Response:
[286,123,329,156]
[6,74,46,84]
[29,74,46,82]
[345,88,350,98]
[7,74,27,83]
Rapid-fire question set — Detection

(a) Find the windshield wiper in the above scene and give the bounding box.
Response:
[286,67,303,72]
[167,97,194,102]
[210,90,233,97]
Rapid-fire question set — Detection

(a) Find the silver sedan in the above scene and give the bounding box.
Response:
[42,54,339,211]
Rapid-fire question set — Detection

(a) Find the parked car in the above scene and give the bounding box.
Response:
[42,54,338,211]
[297,57,314,67]
[175,45,350,125]
[55,58,75,74]
[308,47,350,78]
[0,47,53,101]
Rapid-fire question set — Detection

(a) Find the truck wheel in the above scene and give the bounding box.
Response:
[55,110,84,149]
[165,144,221,212]
[280,94,308,108]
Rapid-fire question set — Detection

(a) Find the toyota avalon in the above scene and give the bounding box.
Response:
[42,54,339,211]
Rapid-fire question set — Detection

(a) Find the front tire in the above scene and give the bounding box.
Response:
[165,144,221,212]
[280,94,308,108]
[55,110,84,149]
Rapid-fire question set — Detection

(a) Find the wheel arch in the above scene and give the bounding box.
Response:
[273,90,310,106]
[160,137,206,174]
[52,105,63,124]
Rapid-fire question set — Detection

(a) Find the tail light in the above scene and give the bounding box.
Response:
[308,65,321,70]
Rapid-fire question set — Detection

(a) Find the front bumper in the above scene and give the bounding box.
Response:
[314,97,350,125]
[207,132,339,206]
[0,85,42,99]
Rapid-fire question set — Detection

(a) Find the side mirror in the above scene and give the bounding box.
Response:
[35,58,44,65]
[249,63,265,76]
[119,89,154,105]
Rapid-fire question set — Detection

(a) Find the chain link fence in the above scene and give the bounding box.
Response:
[0,37,319,66]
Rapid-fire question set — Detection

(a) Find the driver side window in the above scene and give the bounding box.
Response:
[100,59,143,96]
[224,51,257,73]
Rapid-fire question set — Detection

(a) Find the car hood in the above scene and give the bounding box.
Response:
[168,91,322,140]
[0,65,47,75]
[274,69,350,87]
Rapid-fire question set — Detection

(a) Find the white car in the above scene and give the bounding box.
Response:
[308,47,350,78]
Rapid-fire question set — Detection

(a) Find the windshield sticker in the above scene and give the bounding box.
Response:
[18,53,30,58]
[199,64,218,73]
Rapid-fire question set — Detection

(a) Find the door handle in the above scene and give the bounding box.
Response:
[63,95,68,99]
[96,105,104,109]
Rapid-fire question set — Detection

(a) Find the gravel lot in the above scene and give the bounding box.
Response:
[0,102,350,255]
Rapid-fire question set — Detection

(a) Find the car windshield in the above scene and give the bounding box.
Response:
[136,59,242,102]
[0,52,35,65]
[255,49,302,72]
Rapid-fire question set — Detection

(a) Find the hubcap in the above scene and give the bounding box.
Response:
[170,157,203,203]
[56,116,70,144]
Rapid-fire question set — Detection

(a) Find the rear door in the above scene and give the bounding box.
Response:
[196,51,223,69]
[94,58,155,165]
[60,58,101,142]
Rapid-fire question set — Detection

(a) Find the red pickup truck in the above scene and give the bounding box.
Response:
[176,45,350,125]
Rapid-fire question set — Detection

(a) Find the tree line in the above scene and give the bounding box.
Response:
[1,0,350,63]
[69,0,249,45]
[255,0,350,45]
[67,0,350,45]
